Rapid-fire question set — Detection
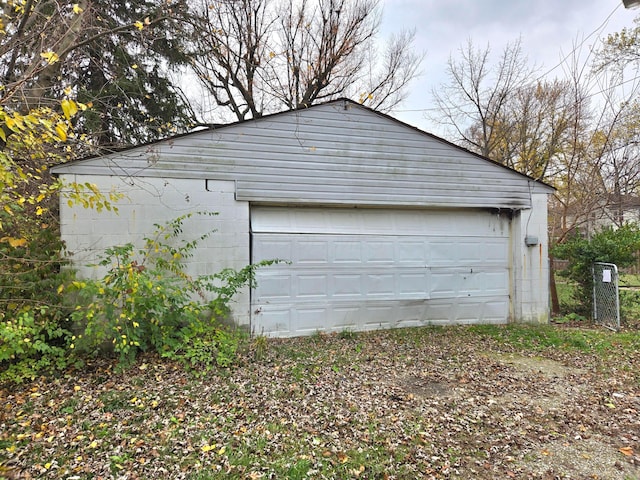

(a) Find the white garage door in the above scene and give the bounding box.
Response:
[251,207,511,337]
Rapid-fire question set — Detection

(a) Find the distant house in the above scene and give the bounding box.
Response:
[597,194,640,229]
[51,99,554,337]
[554,194,640,240]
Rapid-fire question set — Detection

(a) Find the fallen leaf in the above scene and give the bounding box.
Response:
[352,465,365,477]
[41,51,59,64]
[619,446,634,456]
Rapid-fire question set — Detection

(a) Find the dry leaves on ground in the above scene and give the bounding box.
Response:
[1,325,639,479]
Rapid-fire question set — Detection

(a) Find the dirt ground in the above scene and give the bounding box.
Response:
[394,351,639,479]
[1,326,639,479]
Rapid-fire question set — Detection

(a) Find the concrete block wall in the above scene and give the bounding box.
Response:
[512,191,550,323]
[58,175,251,326]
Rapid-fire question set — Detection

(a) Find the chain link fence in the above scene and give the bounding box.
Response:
[592,262,620,331]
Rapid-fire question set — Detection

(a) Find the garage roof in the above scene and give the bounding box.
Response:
[51,98,554,210]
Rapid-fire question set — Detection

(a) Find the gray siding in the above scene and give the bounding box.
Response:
[52,100,550,209]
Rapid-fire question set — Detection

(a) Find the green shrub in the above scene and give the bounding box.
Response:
[620,289,640,327]
[552,224,640,315]
[0,220,78,384]
[0,308,74,383]
[552,312,588,324]
[70,213,275,371]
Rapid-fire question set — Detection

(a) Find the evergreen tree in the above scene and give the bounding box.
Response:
[0,0,195,151]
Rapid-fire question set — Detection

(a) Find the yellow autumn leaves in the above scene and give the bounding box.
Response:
[40,51,59,65]
[0,97,94,248]
[135,17,151,30]
[61,99,78,120]
[0,99,84,144]
[56,98,83,141]
[201,444,226,455]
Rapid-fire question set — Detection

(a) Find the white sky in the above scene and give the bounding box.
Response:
[381,0,639,134]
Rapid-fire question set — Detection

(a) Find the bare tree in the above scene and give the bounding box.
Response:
[431,36,640,234]
[595,15,640,72]
[488,79,578,181]
[590,16,640,229]
[186,0,422,121]
[430,37,633,314]
[585,92,640,230]
[431,38,534,158]
[185,0,275,121]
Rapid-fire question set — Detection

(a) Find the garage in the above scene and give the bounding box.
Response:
[251,206,512,336]
[53,98,553,336]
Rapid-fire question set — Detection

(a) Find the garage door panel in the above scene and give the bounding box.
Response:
[360,304,394,330]
[255,268,432,303]
[297,274,328,298]
[365,241,396,263]
[253,238,293,260]
[251,207,511,336]
[398,241,429,263]
[366,273,396,296]
[430,239,509,266]
[296,240,329,264]
[331,305,360,331]
[453,300,508,323]
[296,308,327,334]
[482,241,510,262]
[424,298,509,323]
[256,234,433,266]
[332,274,362,296]
[251,207,510,236]
[255,296,510,337]
[398,272,430,296]
[333,241,362,263]
[253,308,292,337]
[481,271,510,294]
[429,271,506,298]
[458,243,484,263]
[255,274,292,299]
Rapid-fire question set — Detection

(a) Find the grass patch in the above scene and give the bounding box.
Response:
[619,273,640,287]
[468,323,640,356]
[621,289,640,329]
[554,278,588,317]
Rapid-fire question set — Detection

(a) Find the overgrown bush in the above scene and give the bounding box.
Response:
[0,102,122,384]
[0,221,78,384]
[552,224,640,316]
[70,213,274,372]
[0,308,74,383]
[620,289,640,328]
